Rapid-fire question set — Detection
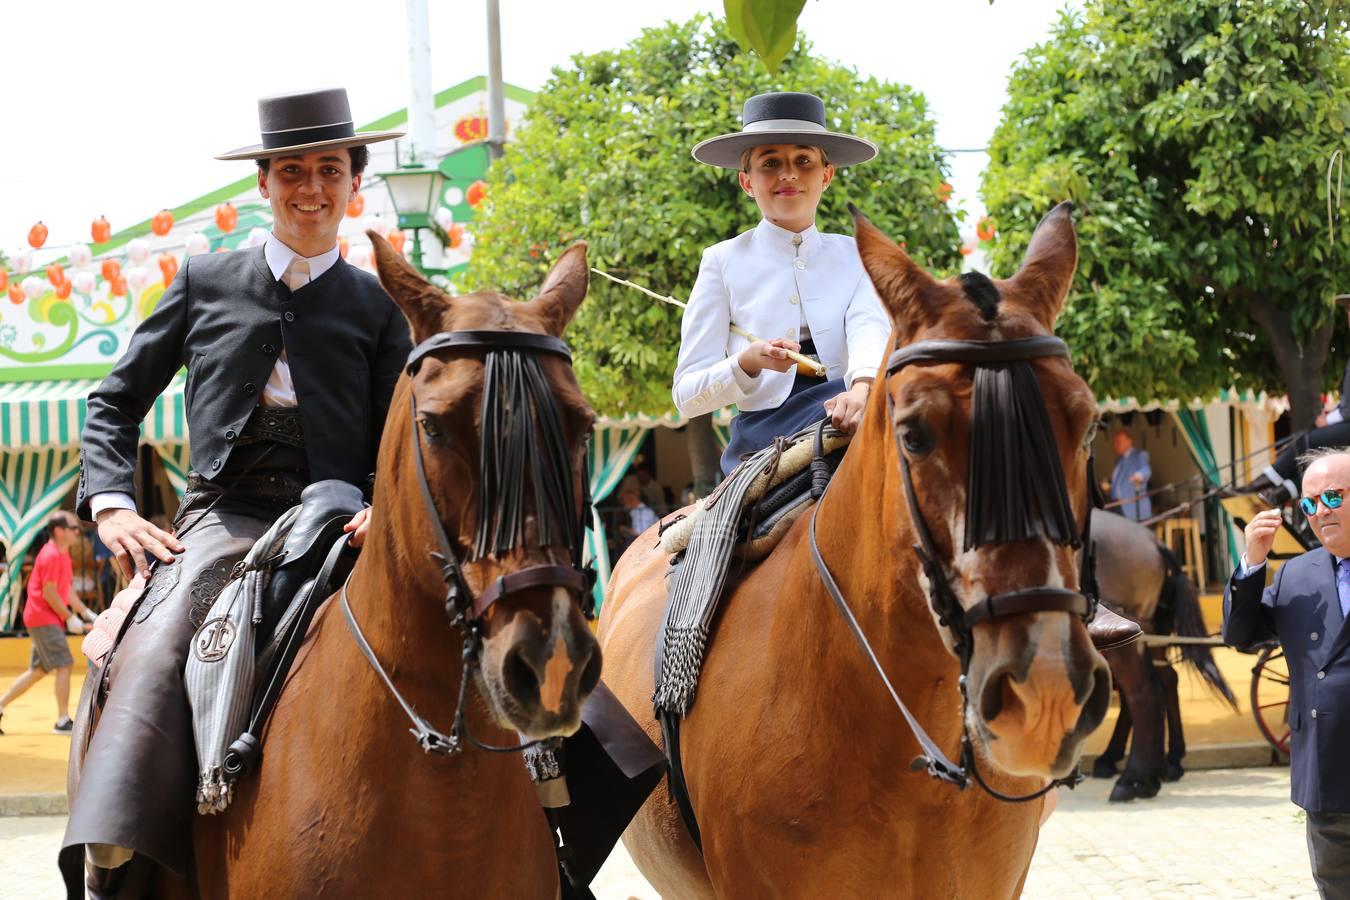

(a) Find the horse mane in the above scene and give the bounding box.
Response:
[959,272,1000,321]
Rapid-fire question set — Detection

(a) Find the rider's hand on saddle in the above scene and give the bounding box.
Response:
[1316,412,1329,428]
[96,508,184,581]
[1243,508,1283,568]
[344,506,372,548]
[737,339,801,377]
[823,379,871,435]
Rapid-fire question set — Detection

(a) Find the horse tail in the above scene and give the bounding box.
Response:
[1156,543,1238,709]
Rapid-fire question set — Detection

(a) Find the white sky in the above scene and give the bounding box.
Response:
[0,0,1078,258]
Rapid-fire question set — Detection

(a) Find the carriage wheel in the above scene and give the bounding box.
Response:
[1250,646,1291,756]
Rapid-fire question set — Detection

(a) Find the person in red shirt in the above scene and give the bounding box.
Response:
[0,511,97,734]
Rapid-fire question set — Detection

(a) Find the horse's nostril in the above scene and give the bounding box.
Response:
[578,645,602,697]
[980,670,1013,723]
[503,647,540,705]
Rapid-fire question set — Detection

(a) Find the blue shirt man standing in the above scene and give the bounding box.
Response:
[1109,429,1152,521]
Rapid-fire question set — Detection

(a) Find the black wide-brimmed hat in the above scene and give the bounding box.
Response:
[216,87,404,161]
[692,91,877,169]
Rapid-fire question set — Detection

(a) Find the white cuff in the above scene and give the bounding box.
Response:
[89,492,137,519]
[1327,408,1344,426]
[730,357,760,394]
[1237,554,1267,579]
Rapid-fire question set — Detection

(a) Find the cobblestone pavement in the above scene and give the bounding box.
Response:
[1,769,1317,899]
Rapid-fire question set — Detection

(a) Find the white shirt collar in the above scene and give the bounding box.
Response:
[264,233,340,283]
[754,218,821,256]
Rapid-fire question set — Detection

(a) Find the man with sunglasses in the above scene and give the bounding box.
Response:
[1226,447,1350,897]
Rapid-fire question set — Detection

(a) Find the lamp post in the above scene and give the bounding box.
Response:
[378,161,446,273]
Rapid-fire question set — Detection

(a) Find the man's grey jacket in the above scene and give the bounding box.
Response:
[76,246,411,519]
[1224,547,1350,812]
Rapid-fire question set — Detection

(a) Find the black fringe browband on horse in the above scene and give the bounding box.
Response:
[474,349,580,561]
[965,360,1078,551]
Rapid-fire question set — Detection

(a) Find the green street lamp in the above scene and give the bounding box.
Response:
[378,160,446,273]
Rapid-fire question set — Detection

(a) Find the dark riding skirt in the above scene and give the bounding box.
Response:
[720,372,844,476]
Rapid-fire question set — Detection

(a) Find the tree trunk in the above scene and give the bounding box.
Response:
[1248,294,1335,431]
[686,414,723,498]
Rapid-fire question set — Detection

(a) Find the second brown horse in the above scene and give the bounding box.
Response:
[600,204,1112,897]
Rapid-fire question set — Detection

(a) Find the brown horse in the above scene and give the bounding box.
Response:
[599,205,1113,898]
[187,235,601,898]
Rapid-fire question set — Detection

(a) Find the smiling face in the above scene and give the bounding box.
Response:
[1302,454,1350,555]
[738,143,834,233]
[258,149,361,257]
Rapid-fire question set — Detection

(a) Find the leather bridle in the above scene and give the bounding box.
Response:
[344,329,595,756]
[809,334,1099,802]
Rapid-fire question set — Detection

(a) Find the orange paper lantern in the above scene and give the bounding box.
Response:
[448,223,465,249]
[152,209,174,237]
[158,254,179,286]
[937,182,953,204]
[46,263,66,287]
[0,269,8,292]
[338,237,349,259]
[466,180,487,209]
[387,230,407,254]
[109,276,128,296]
[101,259,122,282]
[91,215,112,244]
[7,285,23,304]
[976,216,996,242]
[28,221,48,249]
[346,194,364,218]
[215,203,238,233]
[55,280,72,299]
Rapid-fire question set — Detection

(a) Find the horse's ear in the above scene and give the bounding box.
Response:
[527,242,588,336]
[850,204,944,338]
[1004,201,1078,330]
[368,230,447,343]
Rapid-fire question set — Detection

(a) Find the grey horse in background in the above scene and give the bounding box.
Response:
[1088,509,1238,802]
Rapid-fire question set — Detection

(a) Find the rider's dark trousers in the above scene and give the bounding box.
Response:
[1308,811,1350,900]
[1272,422,1350,482]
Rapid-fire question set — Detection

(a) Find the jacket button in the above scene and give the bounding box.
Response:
[225,430,236,441]
[244,383,257,395]
[1312,631,1320,641]
[284,311,295,323]
[1311,708,1319,719]
[1318,670,1326,680]
[211,458,221,471]
[261,343,275,355]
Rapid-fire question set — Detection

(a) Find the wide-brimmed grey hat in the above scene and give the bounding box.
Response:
[216,87,404,161]
[692,92,877,169]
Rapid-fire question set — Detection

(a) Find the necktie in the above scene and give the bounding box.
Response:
[1337,561,1350,620]
[284,258,310,292]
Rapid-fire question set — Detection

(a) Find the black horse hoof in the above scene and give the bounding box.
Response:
[1165,762,1185,782]
[1108,780,1138,802]
[1137,777,1162,799]
[1091,758,1119,779]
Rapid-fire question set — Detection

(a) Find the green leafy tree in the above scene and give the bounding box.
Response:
[982,0,1349,426]
[465,14,961,422]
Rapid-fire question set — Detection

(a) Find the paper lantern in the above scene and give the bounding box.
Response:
[447,223,464,249]
[151,209,174,236]
[976,216,996,242]
[387,230,407,254]
[126,266,151,292]
[938,182,953,204]
[0,269,7,292]
[46,263,66,287]
[959,241,976,256]
[433,207,454,231]
[215,202,238,233]
[444,186,464,207]
[101,259,122,282]
[12,249,32,275]
[70,244,93,268]
[108,276,127,296]
[158,253,179,286]
[73,271,96,295]
[127,238,150,264]
[466,180,487,209]
[185,232,210,256]
[7,285,23,304]
[91,216,112,244]
[346,193,364,218]
[22,276,46,300]
[28,222,48,249]
[338,237,349,259]
[56,280,72,299]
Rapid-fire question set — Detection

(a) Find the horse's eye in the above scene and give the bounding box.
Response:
[900,419,935,455]
[419,416,444,442]
[1083,418,1101,450]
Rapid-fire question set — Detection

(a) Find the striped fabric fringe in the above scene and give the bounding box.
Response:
[654,426,815,717]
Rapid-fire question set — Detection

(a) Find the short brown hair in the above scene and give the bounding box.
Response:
[47,511,77,532]
[740,145,832,173]
[257,145,369,176]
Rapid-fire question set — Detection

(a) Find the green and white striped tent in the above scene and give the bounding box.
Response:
[0,377,190,629]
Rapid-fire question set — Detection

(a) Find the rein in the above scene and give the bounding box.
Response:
[344,329,594,756]
[808,335,1096,803]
